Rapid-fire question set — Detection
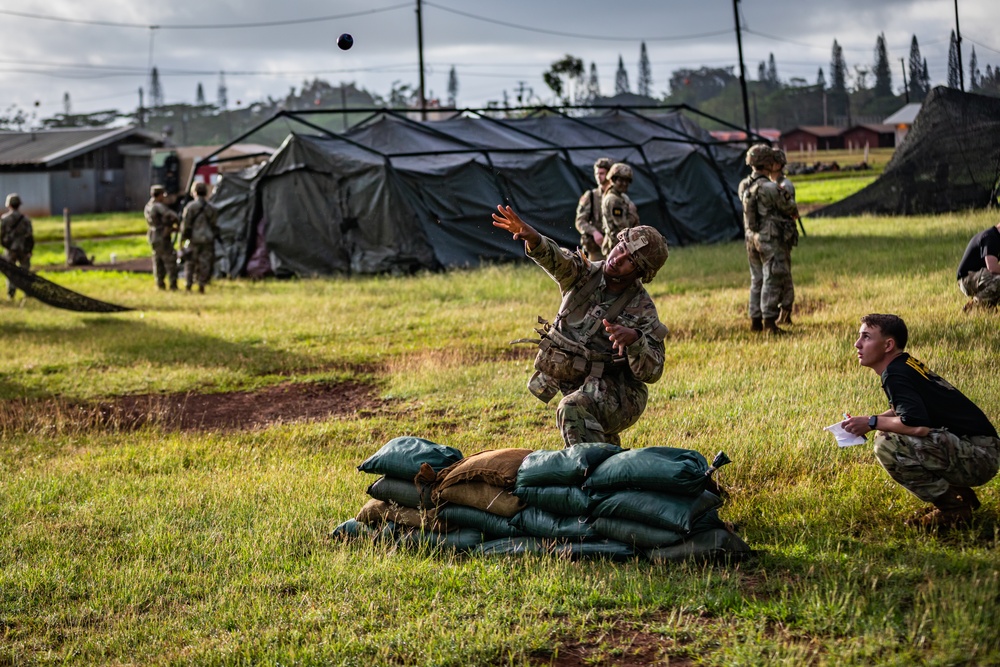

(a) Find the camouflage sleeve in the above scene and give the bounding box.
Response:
[525,234,586,292]
[574,190,598,236]
[208,205,220,235]
[179,204,193,239]
[760,182,798,218]
[617,293,666,383]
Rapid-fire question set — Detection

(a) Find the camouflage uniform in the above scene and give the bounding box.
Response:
[599,163,638,258]
[956,224,1000,308]
[525,232,668,447]
[739,163,798,322]
[0,197,33,298]
[179,196,220,292]
[772,152,799,322]
[144,193,180,290]
[575,157,614,261]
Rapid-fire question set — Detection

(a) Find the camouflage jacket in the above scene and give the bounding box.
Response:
[574,186,602,237]
[180,199,220,245]
[526,235,667,384]
[600,188,638,256]
[144,199,179,243]
[0,211,33,254]
[738,172,798,244]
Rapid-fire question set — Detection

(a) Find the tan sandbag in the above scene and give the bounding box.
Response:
[435,481,526,518]
[434,448,533,494]
[355,498,432,529]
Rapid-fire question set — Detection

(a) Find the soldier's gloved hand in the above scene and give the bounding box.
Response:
[603,319,639,355]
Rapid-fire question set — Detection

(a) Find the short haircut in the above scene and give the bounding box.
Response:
[860,313,908,350]
[191,182,208,197]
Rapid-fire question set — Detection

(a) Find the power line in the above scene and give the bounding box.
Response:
[0,4,410,30]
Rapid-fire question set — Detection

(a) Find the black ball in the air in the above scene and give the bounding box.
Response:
[337,33,354,50]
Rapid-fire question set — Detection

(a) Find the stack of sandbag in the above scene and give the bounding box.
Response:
[332,436,464,544]
[583,447,748,561]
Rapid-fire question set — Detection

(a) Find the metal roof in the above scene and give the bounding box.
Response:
[0,126,161,167]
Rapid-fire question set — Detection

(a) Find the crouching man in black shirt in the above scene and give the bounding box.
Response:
[842,313,999,529]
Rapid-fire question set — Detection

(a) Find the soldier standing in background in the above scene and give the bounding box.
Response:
[771,148,800,325]
[492,204,669,448]
[179,182,221,294]
[575,157,613,260]
[144,185,180,290]
[600,163,638,258]
[0,194,33,299]
[738,145,798,334]
[956,218,1000,311]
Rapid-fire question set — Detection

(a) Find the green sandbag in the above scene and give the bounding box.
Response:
[515,443,625,487]
[357,436,463,478]
[475,537,547,556]
[512,485,596,516]
[690,508,727,534]
[396,527,484,551]
[435,505,525,539]
[366,475,432,509]
[330,519,376,540]
[590,517,685,549]
[554,539,636,561]
[644,528,752,563]
[475,537,635,560]
[583,447,709,496]
[509,507,598,541]
[591,489,723,533]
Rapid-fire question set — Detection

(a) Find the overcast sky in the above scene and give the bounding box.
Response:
[2,0,998,123]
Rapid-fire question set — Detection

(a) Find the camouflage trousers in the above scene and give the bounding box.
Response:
[746,234,790,320]
[184,242,215,289]
[958,268,1000,307]
[873,429,1000,503]
[779,247,794,312]
[150,237,178,289]
[556,373,648,448]
[3,249,29,297]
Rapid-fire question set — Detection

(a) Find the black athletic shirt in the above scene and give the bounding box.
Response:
[956,225,1000,280]
[880,353,997,437]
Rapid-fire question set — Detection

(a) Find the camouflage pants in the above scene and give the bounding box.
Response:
[779,247,794,312]
[3,249,29,297]
[556,373,648,448]
[746,234,789,320]
[873,429,1000,502]
[958,268,1000,307]
[150,237,178,289]
[184,242,215,289]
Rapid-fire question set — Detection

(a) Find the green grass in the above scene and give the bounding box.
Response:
[795,176,877,207]
[32,211,148,243]
[2,211,1000,665]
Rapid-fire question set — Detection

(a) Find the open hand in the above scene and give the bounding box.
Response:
[492,205,541,249]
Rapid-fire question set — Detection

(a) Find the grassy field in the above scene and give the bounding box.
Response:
[2,209,999,665]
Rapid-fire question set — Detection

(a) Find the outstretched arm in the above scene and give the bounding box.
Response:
[492,205,542,251]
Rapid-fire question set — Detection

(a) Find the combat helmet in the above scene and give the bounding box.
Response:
[617,225,668,283]
[772,148,788,166]
[607,162,633,183]
[745,144,774,168]
[5,193,21,208]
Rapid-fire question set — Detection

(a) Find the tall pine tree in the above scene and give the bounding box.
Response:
[873,32,892,97]
[947,30,961,88]
[637,42,652,97]
[195,83,206,106]
[586,62,601,101]
[217,71,228,109]
[447,66,458,107]
[829,40,849,122]
[615,56,630,95]
[767,53,778,85]
[149,67,164,107]
[908,35,925,101]
[817,67,826,89]
[969,46,980,91]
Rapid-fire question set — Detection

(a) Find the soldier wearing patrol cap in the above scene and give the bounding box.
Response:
[0,193,34,299]
[493,204,669,448]
[144,184,181,290]
[738,144,798,334]
[600,162,639,259]
[575,157,614,261]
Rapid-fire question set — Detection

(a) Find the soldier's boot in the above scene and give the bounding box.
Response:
[908,486,974,530]
[962,299,978,313]
[776,307,793,325]
[763,318,785,335]
[198,285,205,294]
[952,485,981,510]
[750,317,763,332]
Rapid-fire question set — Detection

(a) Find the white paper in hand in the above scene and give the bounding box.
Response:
[824,421,867,447]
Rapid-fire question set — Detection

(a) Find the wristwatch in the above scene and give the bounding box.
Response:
[868,415,878,430]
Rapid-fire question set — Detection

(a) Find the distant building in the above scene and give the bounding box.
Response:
[0,126,163,217]
[882,103,922,146]
[779,126,844,152]
[841,124,896,151]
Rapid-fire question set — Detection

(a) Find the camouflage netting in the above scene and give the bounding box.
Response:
[0,257,132,312]
[812,87,1000,217]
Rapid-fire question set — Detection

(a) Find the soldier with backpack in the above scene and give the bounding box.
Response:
[178,182,221,294]
[492,204,669,447]
[0,194,34,299]
[574,157,613,261]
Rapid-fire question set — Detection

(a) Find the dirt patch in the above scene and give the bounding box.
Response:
[94,380,385,432]
[532,617,698,667]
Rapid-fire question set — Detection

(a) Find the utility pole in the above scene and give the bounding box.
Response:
[416,0,427,120]
[954,0,965,91]
[732,0,752,144]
